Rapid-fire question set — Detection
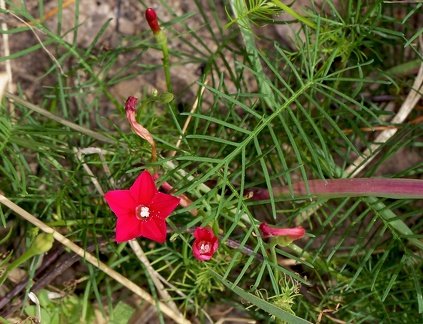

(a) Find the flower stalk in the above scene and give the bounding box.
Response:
[145,8,173,94]
[260,223,306,283]
[0,233,54,285]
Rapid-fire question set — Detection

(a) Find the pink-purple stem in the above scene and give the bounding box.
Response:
[247,178,423,200]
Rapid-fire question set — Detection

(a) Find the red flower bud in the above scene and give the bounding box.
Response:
[192,227,219,261]
[124,96,157,162]
[125,96,138,112]
[259,223,305,240]
[145,8,161,34]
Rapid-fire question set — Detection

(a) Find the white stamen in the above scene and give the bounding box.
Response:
[140,206,150,218]
[136,205,150,219]
[199,242,211,253]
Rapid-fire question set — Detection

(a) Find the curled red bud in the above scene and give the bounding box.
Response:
[145,8,161,34]
[125,96,138,112]
[124,96,157,162]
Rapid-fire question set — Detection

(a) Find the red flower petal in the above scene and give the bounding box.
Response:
[150,192,180,219]
[193,227,213,240]
[130,170,157,206]
[193,244,212,261]
[115,216,143,242]
[138,217,167,242]
[211,236,219,251]
[104,190,137,219]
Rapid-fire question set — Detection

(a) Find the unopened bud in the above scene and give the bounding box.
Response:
[146,8,161,34]
[32,233,54,254]
[158,92,174,103]
[125,96,138,112]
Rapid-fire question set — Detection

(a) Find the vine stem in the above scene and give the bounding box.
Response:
[160,36,173,94]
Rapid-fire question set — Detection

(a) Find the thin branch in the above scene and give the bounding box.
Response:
[169,80,208,157]
[4,92,116,144]
[0,0,14,117]
[21,0,75,27]
[128,240,182,315]
[74,147,115,194]
[7,10,67,76]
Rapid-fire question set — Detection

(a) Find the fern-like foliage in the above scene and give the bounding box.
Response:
[224,0,281,30]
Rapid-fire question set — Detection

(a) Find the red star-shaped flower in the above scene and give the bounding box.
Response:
[104,170,180,243]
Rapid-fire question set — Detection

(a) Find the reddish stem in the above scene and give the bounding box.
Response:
[247,178,423,200]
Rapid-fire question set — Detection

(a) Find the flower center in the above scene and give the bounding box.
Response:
[198,241,211,254]
[135,205,150,219]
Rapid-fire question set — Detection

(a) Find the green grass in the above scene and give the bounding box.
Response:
[1,0,423,322]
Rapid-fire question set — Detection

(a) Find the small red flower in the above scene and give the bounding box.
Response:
[192,227,219,261]
[259,223,305,240]
[145,8,161,34]
[105,170,180,243]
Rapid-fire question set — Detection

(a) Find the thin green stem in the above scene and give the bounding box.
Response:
[0,233,53,285]
[155,31,173,95]
[161,41,172,95]
[287,243,349,283]
[269,241,280,284]
[228,0,275,108]
[365,196,423,251]
[182,239,188,265]
[271,0,316,30]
